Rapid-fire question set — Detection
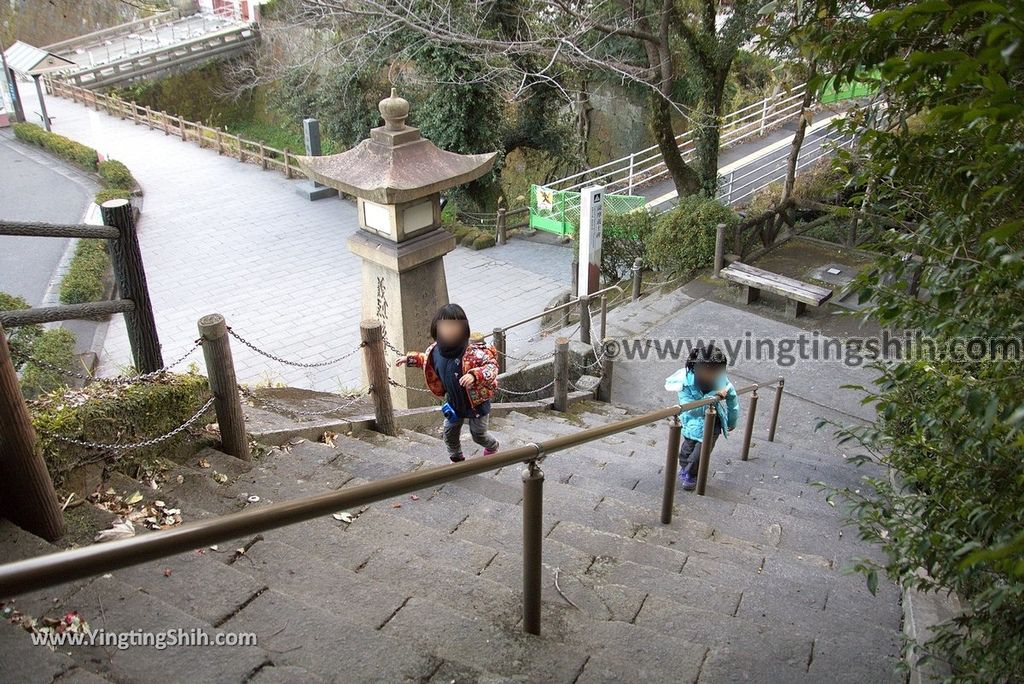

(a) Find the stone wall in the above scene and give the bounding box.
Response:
[1,0,136,48]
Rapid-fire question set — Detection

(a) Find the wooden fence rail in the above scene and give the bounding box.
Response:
[43,76,309,182]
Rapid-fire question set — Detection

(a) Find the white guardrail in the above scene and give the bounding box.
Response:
[550,83,811,195]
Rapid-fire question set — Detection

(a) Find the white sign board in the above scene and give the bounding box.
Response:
[577,186,604,296]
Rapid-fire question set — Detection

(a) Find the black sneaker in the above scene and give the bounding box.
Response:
[450,453,466,463]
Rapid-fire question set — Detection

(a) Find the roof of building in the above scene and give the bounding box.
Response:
[3,41,77,76]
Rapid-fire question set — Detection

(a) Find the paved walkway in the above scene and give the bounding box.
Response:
[18,87,570,391]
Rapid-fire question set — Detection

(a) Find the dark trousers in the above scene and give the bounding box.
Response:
[678,418,720,477]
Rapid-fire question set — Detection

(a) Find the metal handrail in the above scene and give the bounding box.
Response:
[0,377,783,608]
[483,285,624,340]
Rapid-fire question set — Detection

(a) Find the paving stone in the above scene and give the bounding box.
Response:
[247,664,327,684]
[222,588,436,681]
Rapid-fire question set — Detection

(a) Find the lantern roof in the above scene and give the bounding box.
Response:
[297,89,497,205]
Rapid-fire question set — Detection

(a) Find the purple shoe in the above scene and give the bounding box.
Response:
[679,471,697,491]
[483,443,499,456]
[450,453,466,463]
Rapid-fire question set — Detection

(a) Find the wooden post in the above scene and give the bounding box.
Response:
[0,325,66,541]
[496,208,507,245]
[714,223,726,277]
[570,258,579,299]
[101,200,163,373]
[179,116,186,141]
[360,320,397,436]
[553,337,569,412]
[216,128,224,155]
[284,148,292,179]
[236,134,244,161]
[197,314,250,461]
[131,100,138,124]
[579,294,591,344]
[493,327,506,374]
[259,141,267,170]
[632,257,643,301]
[145,106,153,130]
[161,111,170,135]
[596,338,613,402]
[660,415,681,524]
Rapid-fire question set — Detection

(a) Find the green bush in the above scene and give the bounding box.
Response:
[645,194,739,273]
[19,329,76,399]
[601,209,655,281]
[30,371,212,486]
[94,188,132,205]
[0,292,42,359]
[460,230,483,246]
[13,122,98,170]
[472,233,496,250]
[97,160,135,189]
[59,240,111,305]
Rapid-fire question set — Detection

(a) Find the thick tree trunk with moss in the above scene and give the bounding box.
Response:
[692,73,727,196]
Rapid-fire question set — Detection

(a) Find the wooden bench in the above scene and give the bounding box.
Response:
[719,262,833,317]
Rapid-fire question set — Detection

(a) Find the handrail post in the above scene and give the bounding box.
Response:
[714,223,726,277]
[599,294,607,341]
[522,458,544,636]
[179,116,186,141]
[660,415,681,524]
[631,258,643,301]
[259,141,267,170]
[596,337,613,402]
[161,111,169,135]
[496,208,507,246]
[767,377,784,442]
[101,199,163,373]
[198,314,250,461]
[131,100,138,124]
[493,327,506,374]
[695,405,716,496]
[553,337,569,411]
[569,259,579,309]
[360,319,397,436]
[284,147,293,179]
[579,294,591,344]
[0,324,66,541]
[740,389,758,461]
[216,128,224,154]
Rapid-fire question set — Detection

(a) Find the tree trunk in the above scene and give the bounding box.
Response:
[651,93,700,197]
[692,73,727,196]
[782,63,818,201]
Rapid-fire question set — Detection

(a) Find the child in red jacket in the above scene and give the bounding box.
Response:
[396,304,500,462]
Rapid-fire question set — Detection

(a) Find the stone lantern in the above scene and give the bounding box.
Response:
[297,89,497,408]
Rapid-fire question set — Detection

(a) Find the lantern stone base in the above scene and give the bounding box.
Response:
[349,228,456,409]
[295,180,338,201]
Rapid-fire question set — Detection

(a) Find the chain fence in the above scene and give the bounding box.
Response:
[227,328,365,369]
[12,340,203,385]
[240,386,371,418]
[37,396,216,453]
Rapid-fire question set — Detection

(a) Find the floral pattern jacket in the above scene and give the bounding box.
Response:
[406,334,499,408]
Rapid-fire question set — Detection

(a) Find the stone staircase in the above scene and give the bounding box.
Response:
[1,397,901,683]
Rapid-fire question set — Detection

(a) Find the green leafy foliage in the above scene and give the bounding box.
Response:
[94,188,132,204]
[59,240,110,305]
[13,123,98,170]
[600,209,655,282]
[645,195,738,274]
[761,0,1024,678]
[30,371,212,486]
[19,328,77,399]
[97,160,135,189]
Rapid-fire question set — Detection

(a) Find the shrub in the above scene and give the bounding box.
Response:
[94,188,132,205]
[645,194,739,273]
[97,160,135,190]
[59,240,111,305]
[472,233,496,250]
[19,328,76,399]
[13,123,98,170]
[30,371,212,486]
[460,230,483,246]
[0,292,42,358]
[601,209,655,281]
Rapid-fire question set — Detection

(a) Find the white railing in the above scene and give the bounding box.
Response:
[550,83,810,195]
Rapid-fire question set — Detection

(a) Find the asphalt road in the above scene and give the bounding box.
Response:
[0,138,91,305]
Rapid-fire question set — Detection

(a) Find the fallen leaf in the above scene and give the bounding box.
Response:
[391,503,402,509]
[321,431,337,447]
[197,458,211,469]
[154,500,165,508]
[410,495,420,501]
[176,475,185,484]
[125,491,143,505]
[213,472,228,484]
[332,512,354,523]
[247,495,261,503]
[94,520,135,543]
[163,568,173,577]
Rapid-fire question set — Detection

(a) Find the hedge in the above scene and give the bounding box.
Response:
[646,194,739,273]
[0,291,77,399]
[30,371,212,486]
[12,122,98,170]
[97,159,135,189]
[60,240,111,305]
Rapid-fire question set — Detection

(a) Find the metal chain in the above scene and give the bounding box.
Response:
[228,328,365,368]
[498,379,556,396]
[570,377,602,392]
[38,396,216,453]
[12,340,203,385]
[387,378,437,394]
[241,386,370,417]
[496,349,556,364]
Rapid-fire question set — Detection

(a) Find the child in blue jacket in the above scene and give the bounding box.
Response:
[664,344,740,491]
